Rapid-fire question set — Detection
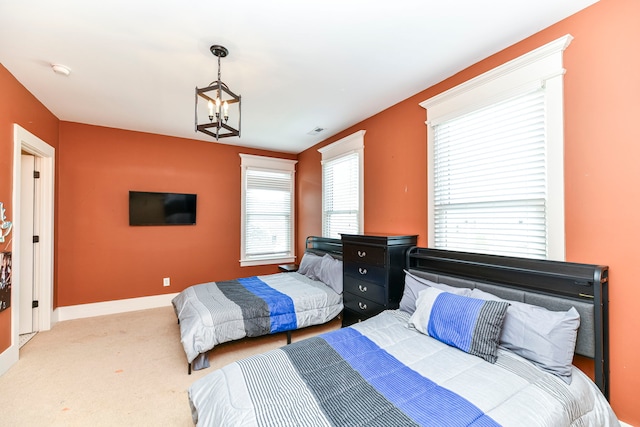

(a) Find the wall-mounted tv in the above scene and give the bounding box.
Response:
[129,191,197,226]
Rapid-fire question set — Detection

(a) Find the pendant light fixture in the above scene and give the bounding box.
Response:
[195,45,241,140]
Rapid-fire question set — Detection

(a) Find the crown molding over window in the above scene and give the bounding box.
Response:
[239,154,297,171]
[318,130,366,160]
[421,34,573,126]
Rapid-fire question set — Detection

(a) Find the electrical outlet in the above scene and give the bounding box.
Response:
[163,277,170,287]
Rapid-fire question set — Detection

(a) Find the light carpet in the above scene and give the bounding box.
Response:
[0,306,341,426]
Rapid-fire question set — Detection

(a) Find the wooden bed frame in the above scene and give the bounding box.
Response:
[406,247,610,400]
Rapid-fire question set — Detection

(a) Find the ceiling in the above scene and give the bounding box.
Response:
[0,0,598,154]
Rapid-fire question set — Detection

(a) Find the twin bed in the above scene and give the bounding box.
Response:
[178,243,618,426]
[172,236,343,373]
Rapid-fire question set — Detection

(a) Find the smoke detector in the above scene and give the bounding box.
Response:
[51,64,71,76]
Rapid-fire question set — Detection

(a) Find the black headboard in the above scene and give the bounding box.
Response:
[406,247,609,399]
[305,236,342,259]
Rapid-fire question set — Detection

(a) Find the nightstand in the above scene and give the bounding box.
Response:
[341,234,417,326]
[278,263,298,272]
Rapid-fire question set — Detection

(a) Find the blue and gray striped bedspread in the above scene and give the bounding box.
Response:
[172,272,342,369]
[235,276,297,334]
[274,329,499,426]
[188,310,619,427]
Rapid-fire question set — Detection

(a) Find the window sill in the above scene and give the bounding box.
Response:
[240,256,295,267]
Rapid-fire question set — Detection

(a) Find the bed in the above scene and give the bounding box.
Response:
[172,236,343,373]
[187,246,619,426]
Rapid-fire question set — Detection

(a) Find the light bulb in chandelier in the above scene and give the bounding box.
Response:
[207,100,214,121]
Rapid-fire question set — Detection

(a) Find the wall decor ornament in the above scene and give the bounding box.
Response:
[0,252,11,312]
[0,202,12,243]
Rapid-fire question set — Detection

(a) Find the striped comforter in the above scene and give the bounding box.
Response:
[188,310,619,427]
[172,272,342,370]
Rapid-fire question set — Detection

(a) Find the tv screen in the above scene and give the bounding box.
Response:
[129,191,197,226]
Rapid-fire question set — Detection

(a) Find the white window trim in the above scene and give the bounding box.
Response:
[420,34,572,261]
[239,154,297,267]
[318,130,365,237]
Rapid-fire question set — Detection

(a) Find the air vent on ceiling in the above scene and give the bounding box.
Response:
[307,127,325,136]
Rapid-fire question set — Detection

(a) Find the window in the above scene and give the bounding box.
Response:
[318,130,365,239]
[240,154,297,266]
[420,35,572,260]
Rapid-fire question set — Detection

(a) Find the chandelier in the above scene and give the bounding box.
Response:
[195,45,241,140]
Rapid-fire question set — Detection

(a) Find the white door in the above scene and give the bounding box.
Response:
[19,154,38,335]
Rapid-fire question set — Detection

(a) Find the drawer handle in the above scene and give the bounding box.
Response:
[358,267,368,275]
[357,250,367,258]
[358,302,368,310]
[358,285,367,293]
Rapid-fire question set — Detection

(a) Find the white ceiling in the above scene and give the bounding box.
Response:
[0,0,598,154]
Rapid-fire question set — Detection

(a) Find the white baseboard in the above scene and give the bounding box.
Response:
[620,421,633,427]
[54,293,179,322]
[0,341,18,378]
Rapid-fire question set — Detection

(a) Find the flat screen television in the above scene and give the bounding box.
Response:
[129,191,197,226]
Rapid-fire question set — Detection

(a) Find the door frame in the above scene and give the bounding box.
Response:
[13,124,54,332]
[0,125,55,375]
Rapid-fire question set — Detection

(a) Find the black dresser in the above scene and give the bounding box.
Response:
[341,234,418,326]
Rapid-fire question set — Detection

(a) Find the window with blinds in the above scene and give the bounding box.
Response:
[318,130,365,239]
[421,35,572,261]
[240,154,297,266]
[245,169,293,259]
[322,153,360,238]
[433,89,547,259]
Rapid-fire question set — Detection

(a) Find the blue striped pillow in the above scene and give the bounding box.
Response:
[409,287,509,363]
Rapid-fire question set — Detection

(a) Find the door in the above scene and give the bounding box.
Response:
[19,154,39,335]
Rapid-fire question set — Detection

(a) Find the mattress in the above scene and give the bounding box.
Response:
[188,310,619,426]
[172,272,343,370]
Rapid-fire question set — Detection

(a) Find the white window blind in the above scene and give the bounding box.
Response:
[240,154,296,266]
[323,153,360,238]
[433,89,548,259]
[245,168,293,259]
[318,130,365,239]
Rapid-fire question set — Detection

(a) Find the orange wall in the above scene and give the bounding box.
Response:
[298,0,640,423]
[296,103,429,251]
[0,64,59,353]
[57,122,295,306]
[2,0,639,423]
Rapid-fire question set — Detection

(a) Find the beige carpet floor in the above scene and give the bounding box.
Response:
[0,306,341,426]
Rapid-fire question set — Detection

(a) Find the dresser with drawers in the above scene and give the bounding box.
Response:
[341,233,418,326]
